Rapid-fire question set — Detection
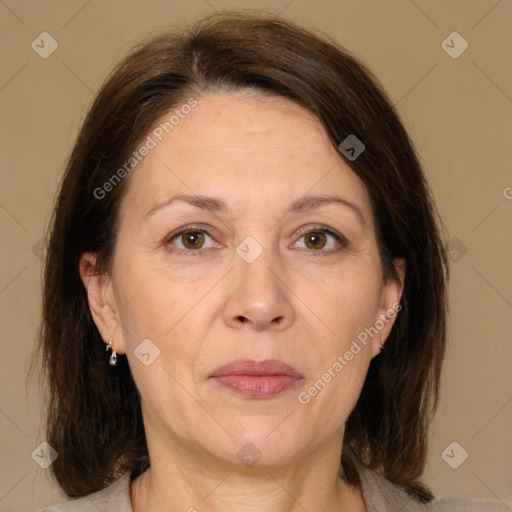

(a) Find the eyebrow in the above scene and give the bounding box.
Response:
[143,193,367,229]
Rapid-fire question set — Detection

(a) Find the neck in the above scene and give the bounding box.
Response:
[130,433,365,512]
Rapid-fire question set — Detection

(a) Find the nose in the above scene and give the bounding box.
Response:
[222,251,295,332]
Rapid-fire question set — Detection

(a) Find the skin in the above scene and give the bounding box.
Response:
[80,90,405,512]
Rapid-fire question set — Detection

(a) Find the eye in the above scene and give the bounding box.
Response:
[293,226,347,253]
[166,227,217,253]
[164,224,347,256]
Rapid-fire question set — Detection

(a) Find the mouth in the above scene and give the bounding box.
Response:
[208,359,304,399]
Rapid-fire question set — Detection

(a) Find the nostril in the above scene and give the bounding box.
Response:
[237,316,246,323]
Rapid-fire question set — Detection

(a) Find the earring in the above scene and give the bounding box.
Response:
[379,333,385,350]
[106,339,117,366]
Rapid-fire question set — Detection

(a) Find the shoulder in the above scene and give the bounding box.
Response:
[430,495,512,511]
[354,459,512,512]
[38,472,133,512]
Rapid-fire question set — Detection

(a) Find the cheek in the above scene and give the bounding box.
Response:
[293,256,383,344]
[297,334,371,433]
[115,276,177,338]
[297,257,381,419]
[113,256,215,382]
[111,259,188,362]
[114,268,203,412]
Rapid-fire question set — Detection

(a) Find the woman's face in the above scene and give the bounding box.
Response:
[81,90,404,468]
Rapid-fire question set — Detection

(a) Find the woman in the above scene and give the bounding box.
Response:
[36,11,511,512]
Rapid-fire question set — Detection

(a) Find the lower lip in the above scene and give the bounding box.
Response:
[210,375,303,398]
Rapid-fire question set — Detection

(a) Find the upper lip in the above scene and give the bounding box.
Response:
[209,359,304,378]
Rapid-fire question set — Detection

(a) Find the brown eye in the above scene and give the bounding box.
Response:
[293,226,347,254]
[166,228,216,252]
[304,231,327,250]
[179,231,205,249]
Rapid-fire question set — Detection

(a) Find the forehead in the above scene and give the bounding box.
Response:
[119,91,372,221]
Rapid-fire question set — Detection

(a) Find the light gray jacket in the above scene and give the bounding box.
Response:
[39,461,512,511]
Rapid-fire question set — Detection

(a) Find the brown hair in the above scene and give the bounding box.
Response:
[34,10,449,502]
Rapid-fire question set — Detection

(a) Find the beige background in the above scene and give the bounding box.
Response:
[0,0,511,510]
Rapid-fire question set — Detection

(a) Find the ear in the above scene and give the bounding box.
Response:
[371,257,406,357]
[79,252,125,354]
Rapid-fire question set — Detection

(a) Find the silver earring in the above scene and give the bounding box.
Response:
[106,339,117,366]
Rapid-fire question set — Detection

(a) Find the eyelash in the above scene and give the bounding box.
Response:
[164,224,348,257]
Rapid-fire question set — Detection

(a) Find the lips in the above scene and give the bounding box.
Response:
[210,358,304,378]
[209,359,304,398]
